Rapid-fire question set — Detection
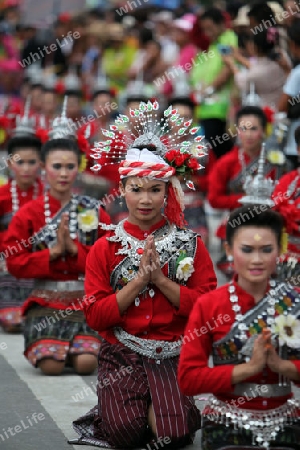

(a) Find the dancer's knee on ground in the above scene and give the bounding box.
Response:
[38,359,65,375]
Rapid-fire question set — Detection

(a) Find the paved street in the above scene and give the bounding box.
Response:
[0,210,226,450]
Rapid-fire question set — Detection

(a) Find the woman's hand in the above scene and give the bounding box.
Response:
[137,236,152,287]
[63,213,78,256]
[148,236,164,285]
[248,332,269,374]
[49,215,67,261]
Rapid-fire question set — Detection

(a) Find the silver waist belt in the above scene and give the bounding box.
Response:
[33,280,85,291]
[113,327,182,360]
[233,382,291,398]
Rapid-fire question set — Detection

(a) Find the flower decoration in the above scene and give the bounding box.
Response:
[77,209,98,232]
[267,150,286,165]
[175,250,194,282]
[165,149,202,176]
[78,154,88,173]
[271,314,300,348]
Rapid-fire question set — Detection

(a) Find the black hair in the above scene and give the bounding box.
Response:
[65,89,82,99]
[7,135,42,155]
[287,19,300,46]
[126,96,148,106]
[236,105,267,129]
[139,27,154,45]
[41,138,81,164]
[92,89,112,101]
[295,125,300,146]
[169,96,195,112]
[201,7,225,25]
[226,205,284,246]
[252,27,278,55]
[247,2,275,23]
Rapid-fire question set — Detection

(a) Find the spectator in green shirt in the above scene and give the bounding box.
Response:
[190,8,238,159]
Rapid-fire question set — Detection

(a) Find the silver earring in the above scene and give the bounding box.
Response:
[227,255,233,262]
[119,198,123,206]
[164,196,167,206]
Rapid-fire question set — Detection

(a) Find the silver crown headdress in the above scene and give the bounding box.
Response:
[12,96,36,137]
[43,71,57,91]
[239,143,275,206]
[93,65,110,94]
[48,96,76,140]
[25,61,43,86]
[64,67,81,92]
[242,82,262,107]
[91,100,207,178]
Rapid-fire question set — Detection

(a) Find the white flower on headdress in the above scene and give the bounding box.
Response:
[176,257,194,281]
[271,314,300,348]
[77,209,98,232]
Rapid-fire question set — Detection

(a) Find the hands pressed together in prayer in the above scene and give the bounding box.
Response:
[138,235,164,286]
[116,235,181,315]
[248,328,300,381]
[49,212,78,261]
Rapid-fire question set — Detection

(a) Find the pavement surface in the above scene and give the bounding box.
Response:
[0,210,231,450]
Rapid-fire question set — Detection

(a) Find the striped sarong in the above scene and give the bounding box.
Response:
[71,340,201,448]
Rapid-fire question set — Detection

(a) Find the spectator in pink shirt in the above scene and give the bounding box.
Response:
[162,14,197,97]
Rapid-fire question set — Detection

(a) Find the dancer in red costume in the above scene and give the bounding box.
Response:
[0,98,43,332]
[69,100,216,448]
[179,205,300,449]
[4,100,111,375]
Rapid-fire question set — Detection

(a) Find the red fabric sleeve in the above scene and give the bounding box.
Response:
[175,237,217,317]
[178,293,235,396]
[208,155,243,209]
[83,237,123,332]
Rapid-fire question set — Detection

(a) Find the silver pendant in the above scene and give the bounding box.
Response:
[149,289,155,298]
[135,297,140,307]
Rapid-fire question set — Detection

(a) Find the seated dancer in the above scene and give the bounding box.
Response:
[0,99,43,332]
[178,205,300,450]
[272,125,300,281]
[208,105,286,277]
[4,100,111,375]
[69,101,217,448]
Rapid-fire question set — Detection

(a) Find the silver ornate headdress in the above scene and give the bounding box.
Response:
[93,66,110,94]
[242,82,262,107]
[48,96,76,140]
[12,96,36,137]
[239,143,275,206]
[91,100,206,172]
[64,67,81,92]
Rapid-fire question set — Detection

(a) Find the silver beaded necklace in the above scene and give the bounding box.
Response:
[10,179,39,215]
[44,191,78,240]
[228,279,277,340]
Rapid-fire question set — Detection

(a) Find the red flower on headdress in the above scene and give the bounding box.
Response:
[187,157,200,171]
[0,116,10,129]
[165,149,199,175]
[77,132,90,156]
[262,106,275,124]
[35,128,49,143]
[55,80,65,95]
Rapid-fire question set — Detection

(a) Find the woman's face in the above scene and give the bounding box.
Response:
[238,114,264,154]
[45,150,78,197]
[120,177,166,228]
[226,226,279,292]
[10,148,41,189]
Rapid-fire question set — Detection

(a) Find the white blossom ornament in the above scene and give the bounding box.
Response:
[176,257,194,282]
[271,314,300,348]
[77,209,98,232]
